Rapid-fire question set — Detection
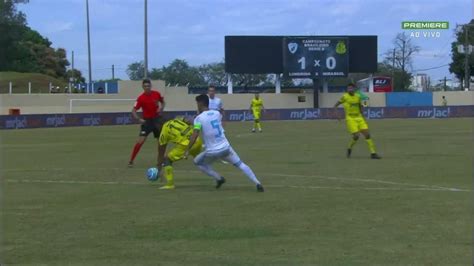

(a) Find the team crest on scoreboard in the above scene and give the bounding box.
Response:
[288,42,298,54]
[336,41,347,54]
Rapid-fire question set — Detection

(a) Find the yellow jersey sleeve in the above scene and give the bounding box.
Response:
[158,125,169,146]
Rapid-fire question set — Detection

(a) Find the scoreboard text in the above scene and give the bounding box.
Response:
[283,37,349,78]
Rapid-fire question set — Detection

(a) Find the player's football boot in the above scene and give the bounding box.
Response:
[347,149,352,158]
[251,129,256,133]
[159,185,175,190]
[216,177,226,189]
[128,161,134,168]
[257,184,264,192]
[370,153,382,159]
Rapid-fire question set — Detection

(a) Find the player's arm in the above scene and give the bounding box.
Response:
[333,99,344,120]
[132,105,145,124]
[184,129,200,159]
[157,143,167,171]
[184,121,201,158]
[157,97,165,113]
[218,103,225,126]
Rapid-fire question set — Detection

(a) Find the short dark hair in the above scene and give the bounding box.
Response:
[208,85,216,90]
[347,82,356,87]
[195,94,209,107]
[142,79,151,85]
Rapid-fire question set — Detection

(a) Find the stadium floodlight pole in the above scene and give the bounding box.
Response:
[144,0,148,79]
[71,50,75,83]
[86,0,93,89]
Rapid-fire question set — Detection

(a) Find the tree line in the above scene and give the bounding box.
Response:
[0,0,85,82]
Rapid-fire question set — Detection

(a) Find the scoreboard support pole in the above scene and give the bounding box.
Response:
[312,78,320,108]
[227,74,233,94]
[275,74,281,94]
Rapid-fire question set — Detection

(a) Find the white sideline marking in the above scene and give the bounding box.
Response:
[3,168,470,192]
[175,169,468,192]
[5,179,470,192]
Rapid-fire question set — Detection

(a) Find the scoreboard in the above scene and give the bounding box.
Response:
[283,37,349,78]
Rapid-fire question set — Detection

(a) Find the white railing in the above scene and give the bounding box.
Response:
[68,98,135,113]
[3,82,117,94]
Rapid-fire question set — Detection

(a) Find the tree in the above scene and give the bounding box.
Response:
[66,69,85,83]
[449,19,474,87]
[149,67,163,80]
[160,59,204,86]
[126,61,147,80]
[383,32,420,90]
[128,58,275,87]
[0,1,71,80]
[386,32,420,72]
[231,73,268,87]
[198,62,227,86]
[0,0,29,70]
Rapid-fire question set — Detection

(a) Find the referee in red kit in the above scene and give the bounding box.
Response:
[128,79,166,167]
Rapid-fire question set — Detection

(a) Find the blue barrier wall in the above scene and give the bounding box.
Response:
[386,92,433,107]
[1,106,473,129]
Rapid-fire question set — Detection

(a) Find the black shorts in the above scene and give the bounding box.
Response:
[139,117,164,138]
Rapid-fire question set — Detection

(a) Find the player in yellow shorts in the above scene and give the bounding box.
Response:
[334,83,381,159]
[156,117,203,189]
[249,93,265,133]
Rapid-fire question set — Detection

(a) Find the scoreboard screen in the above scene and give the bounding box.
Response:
[283,37,349,78]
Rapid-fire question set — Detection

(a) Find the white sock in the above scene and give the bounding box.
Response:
[197,164,222,181]
[237,162,261,185]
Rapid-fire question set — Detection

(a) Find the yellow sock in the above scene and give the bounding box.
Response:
[348,138,358,149]
[256,122,262,130]
[253,121,258,130]
[163,165,174,186]
[366,139,376,154]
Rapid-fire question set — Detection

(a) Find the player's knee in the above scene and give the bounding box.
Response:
[352,134,360,141]
[254,119,260,123]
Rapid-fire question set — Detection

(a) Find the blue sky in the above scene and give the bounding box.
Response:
[19,0,472,82]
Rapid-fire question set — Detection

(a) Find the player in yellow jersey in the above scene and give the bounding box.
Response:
[156,117,203,189]
[334,83,381,159]
[249,93,265,133]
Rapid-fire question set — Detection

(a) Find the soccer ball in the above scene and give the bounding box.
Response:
[146,167,159,182]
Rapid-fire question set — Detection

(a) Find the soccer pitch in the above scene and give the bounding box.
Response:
[2,118,472,265]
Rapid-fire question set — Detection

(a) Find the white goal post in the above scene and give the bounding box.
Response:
[69,99,135,113]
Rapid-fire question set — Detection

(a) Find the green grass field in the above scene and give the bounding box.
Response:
[1,119,472,265]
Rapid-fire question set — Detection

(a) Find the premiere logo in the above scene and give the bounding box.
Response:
[402,21,449,38]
